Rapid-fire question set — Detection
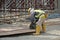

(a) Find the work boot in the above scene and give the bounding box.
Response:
[42,23,46,33]
[33,25,41,35]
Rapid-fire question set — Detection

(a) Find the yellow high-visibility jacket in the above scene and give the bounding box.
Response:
[34,9,45,18]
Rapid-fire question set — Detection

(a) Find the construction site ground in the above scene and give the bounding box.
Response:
[0,18,60,40]
[0,13,60,40]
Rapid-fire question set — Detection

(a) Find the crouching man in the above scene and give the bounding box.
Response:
[28,8,48,35]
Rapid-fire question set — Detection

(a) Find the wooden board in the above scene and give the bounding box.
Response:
[0,27,35,36]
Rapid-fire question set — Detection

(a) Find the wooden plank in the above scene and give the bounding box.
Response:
[0,29,35,36]
[0,27,35,36]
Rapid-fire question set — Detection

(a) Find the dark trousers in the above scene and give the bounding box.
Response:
[30,18,39,29]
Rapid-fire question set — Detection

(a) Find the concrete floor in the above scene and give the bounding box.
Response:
[0,25,60,40]
[0,13,60,40]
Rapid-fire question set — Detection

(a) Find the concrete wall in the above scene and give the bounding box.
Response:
[55,0,60,13]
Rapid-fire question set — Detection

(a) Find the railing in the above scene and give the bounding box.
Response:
[0,0,58,24]
[0,0,57,10]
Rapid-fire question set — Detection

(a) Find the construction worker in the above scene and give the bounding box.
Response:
[28,8,48,35]
[28,8,37,29]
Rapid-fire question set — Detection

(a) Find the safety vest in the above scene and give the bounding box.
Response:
[34,9,45,18]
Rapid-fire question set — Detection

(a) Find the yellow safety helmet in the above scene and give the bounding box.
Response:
[28,8,34,15]
[28,8,31,15]
[28,8,31,12]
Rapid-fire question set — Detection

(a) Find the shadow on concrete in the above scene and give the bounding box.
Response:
[0,32,34,38]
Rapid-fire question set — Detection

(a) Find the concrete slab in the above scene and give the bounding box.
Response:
[0,25,60,40]
[45,18,60,25]
[0,18,60,36]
